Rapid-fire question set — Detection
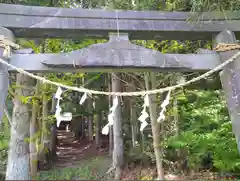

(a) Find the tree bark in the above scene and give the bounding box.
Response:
[50,123,57,158]
[30,78,40,179]
[95,97,101,147]
[40,83,51,168]
[108,73,113,156]
[87,98,93,142]
[129,80,137,147]
[144,72,164,180]
[50,93,57,158]
[72,116,82,139]
[6,74,34,180]
[112,73,124,180]
[50,93,56,114]
[81,115,85,139]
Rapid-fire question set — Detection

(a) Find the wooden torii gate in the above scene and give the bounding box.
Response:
[0,3,240,152]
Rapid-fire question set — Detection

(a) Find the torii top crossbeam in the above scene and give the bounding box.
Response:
[1,3,240,40]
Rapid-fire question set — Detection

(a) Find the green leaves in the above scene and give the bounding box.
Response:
[169,140,187,148]
[0,117,10,175]
[165,89,240,172]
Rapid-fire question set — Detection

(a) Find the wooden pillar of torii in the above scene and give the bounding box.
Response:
[0,27,13,127]
[214,30,240,152]
[0,27,35,180]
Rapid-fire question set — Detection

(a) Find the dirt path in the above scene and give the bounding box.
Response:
[55,130,108,168]
[37,130,111,180]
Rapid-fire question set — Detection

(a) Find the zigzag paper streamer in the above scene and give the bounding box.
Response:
[157,90,171,123]
[54,87,73,127]
[137,94,150,131]
[101,96,119,135]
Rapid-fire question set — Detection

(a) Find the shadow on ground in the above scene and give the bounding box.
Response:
[37,130,111,180]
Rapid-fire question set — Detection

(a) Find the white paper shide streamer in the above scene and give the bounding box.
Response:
[138,94,150,131]
[55,86,63,100]
[54,87,73,127]
[102,96,119,135]
[157,90,171,123]
[79,92,87,105]
[79,91,93,106]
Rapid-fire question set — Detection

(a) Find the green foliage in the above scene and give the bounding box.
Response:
[0,116,10,176]
[189,0,240,11]
[166,90,240,172]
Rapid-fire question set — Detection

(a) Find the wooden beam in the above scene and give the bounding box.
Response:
[1,3,240,40]
[8,52,220,72]
[2,3,240,20]
[214,30,240,153]
[8,36,220,72]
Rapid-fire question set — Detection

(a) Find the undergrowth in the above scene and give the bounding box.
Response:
[36,156,110,180]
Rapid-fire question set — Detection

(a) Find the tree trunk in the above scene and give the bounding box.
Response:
[87,98,93,142]
[95,97,101,147]
[51,123,57,158]
[72,78,82,139]
[108,73,113,156]
[121,83,130,138]
[112,73,124,180]
[95,112,101,147]
[40,83,51,169]
[72,116,82,140]
[50,93,56,114]
[144,72,164,180]
[173,93,182,172]
[81,77,86,139]
[174,96,180,137]
[81,115,85,139]
[30,78,40,179]
[6,74,34,180]
[129,80,137,147]
[50,94,57,158]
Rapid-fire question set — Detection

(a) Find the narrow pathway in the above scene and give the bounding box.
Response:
[55,130,108,168]
[37,130,111,180]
